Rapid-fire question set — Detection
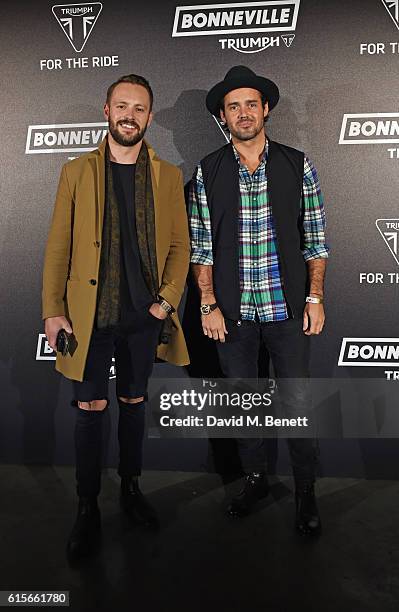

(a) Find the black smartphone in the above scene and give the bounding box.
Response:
[56,329,70,356]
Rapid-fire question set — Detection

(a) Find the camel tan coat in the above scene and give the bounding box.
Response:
[42,138,190,381]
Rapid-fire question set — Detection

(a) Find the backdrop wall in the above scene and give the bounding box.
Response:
[2,0,399,477]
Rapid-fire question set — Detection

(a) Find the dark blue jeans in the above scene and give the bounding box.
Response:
[216,317,317,483]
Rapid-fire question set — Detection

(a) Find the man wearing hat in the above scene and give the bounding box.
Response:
[188,66,329,535]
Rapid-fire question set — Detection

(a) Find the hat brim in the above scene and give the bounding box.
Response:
[206,75,279,116]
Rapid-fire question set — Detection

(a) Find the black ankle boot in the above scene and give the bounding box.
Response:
[66,497,101,563]
[295,483,321,536]
[120,477,159,530]
[227,472,269,518]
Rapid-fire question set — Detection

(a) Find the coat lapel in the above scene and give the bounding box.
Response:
[147,141,161,215]
[90,138,106,242]
[147,142,162,280]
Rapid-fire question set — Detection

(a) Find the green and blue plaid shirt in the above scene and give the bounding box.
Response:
[188,142,329,323]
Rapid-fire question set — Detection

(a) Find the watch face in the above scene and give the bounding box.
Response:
[201,304,211,315]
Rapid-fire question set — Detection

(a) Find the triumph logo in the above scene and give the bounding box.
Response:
[25,122,108,154]
[52,2,103,52]
[376,219,399,266]
[172,1,300,54]
[359,2,399,56]
[381,0,399,31]
[338,338,399,367]
[339,113,399,145]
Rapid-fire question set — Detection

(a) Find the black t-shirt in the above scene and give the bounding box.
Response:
[110,162,152,316]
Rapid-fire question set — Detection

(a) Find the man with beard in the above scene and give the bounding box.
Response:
[188,66,329,535]
[42,74,190,562]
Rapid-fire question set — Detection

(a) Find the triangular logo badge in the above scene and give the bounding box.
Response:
[376,219,399,266]
[52,3,102,53]
[381,0,399,31]
[281,34,295,48]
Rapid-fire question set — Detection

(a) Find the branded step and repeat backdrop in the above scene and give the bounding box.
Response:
[2,0,399,476]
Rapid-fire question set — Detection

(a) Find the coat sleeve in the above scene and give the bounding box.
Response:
[158,169,190,310]
[42,164,74,319]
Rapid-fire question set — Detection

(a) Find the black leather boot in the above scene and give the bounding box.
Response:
[295,483,321,536]
[120,476,159,530]
[66,497,101,563]
[227,472,269,517]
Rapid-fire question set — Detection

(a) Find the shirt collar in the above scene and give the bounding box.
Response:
[232,139,269,166]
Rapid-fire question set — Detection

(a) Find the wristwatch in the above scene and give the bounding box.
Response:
[158,297,174,314]
[200,303,218,315]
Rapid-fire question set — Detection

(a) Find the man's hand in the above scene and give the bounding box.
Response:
[303,303,325,336]
[149,303,168,320]
[45,316,73,351]
[202,308,228,342]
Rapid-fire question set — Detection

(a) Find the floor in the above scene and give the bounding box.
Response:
[1,465,399,612]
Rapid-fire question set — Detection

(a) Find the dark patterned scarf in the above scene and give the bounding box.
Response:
[96,142,159,329]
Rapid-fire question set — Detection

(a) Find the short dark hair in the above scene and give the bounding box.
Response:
[106,74,153,110]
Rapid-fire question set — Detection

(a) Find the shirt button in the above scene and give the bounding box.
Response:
[89,279,97,285]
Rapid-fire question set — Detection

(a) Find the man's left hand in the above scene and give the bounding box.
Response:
[149,302,169,320]
[303,303,325,336]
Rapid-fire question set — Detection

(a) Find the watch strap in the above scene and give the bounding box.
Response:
[158,297,174,314]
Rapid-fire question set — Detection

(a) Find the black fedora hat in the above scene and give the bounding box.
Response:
[206,65,279,116]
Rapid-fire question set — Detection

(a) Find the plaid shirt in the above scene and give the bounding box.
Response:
[188,142,329,322]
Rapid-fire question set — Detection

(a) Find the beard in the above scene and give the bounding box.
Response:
[108,117,148,147]
[228,119,264,142]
